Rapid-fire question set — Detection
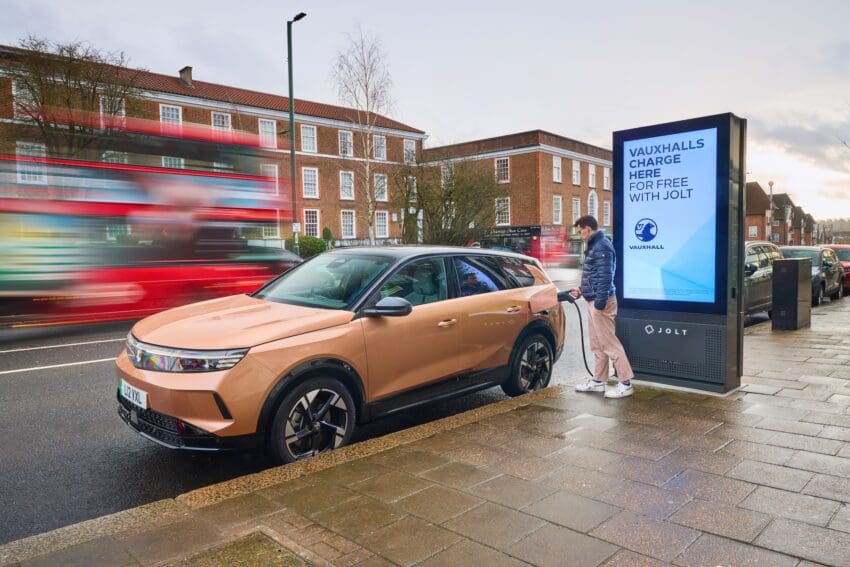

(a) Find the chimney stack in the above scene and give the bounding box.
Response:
[179,66,193,88]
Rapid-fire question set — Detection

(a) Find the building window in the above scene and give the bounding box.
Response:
[373,134,386,160]
[553,195,562,225]
[374,173,388,202]
[261,164,279,195]
[404,139,416,163]
[259,119,277,149]
[748,225,758,238]
[16,142,47,184]
[263,210,280,238]
[159,104,182,130]
[212,111,231,131]
[375,211,389,238]
[553,156,562,183]
[339,171,355,200]
[301,125,317,153]
[407,176,417,203]
[440,164,452,189]
[495,197,510,226]
[99,96,125,128]
[11,80,36,120]
[302,167,318,198]
[588,190,599,220]
[341,210,356,239]
[572,197,581,223]
[339,130,353,157]
[572,160,581,185]
[162,156,184,169]
[603,167,611,190]
[588,164,596,188]
[102,151,128,164]
[603,200,611,227]
[495,157,510,183]
[304,209,320,238]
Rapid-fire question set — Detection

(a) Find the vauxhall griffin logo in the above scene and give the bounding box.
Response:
[635,218,658,242]
[644,324,689,336]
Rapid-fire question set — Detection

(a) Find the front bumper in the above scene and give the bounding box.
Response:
[117,392,259,451]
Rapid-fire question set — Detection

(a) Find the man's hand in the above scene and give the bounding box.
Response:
[569,288,581,299]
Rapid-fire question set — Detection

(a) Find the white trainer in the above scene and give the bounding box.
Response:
[575,379,606,393]
[605,381,634,398]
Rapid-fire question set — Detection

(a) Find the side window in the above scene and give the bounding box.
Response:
[379,258,447,307]
[454,257,501,296]
[745,247,758,268]
[757,251,770,269]
[492,255,536,287]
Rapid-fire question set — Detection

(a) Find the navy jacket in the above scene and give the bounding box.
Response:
[579,230,617,310]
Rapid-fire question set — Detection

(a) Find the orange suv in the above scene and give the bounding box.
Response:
[116,247,566,463]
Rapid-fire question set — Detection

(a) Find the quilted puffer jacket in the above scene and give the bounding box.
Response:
[579,230,616,310]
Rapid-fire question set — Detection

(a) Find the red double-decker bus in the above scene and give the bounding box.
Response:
[0,118,298,327]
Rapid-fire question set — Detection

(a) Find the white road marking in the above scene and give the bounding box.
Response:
[0,357,116,376]
[0,338,125,355]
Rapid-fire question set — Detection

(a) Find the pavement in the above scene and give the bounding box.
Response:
[2,296,850,566]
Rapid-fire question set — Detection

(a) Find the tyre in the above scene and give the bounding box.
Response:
[268,377,356,464]
[767,309,773,319]
[501,332,554,397]
[813,284,824,307]
[830,283,842,301]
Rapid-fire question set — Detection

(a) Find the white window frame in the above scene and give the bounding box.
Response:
[260,164,280,195]
[339,170,355,200]
[211,111,232,131]
[99,96,126,128]
[373,134,386,160]
[102,150,128,164]
[159,104,182,131]
[301,125,317,153]
[162,156,185,169]
[553,195,563,225]
[302,167,319,198]
[572,160,581,186]
[338,130,353,157]
[495,157,510,184]
[403,139,416,163]
[15,141,47,184]
[588,190,599,220]
[603,167,611,191]
[11,80,36,120]
[374,173,388,202]
[495,197,511,226]
[259,119,277,149]
[588,164,596,188]
[263,210,281,238]
[553,156,562,183]
[407,176,417,203]
[603,200,611,227]
[304,208,320,238]
[748,225,758,238]
[572,197,581,223]
[341,209,356,239]
[375,211,389,238]
[440,164,452,189]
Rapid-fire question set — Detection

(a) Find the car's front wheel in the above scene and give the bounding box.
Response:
[813,284,824,306]
[830,283,843,300]
[502,333,554,397]
[268,377,356,464]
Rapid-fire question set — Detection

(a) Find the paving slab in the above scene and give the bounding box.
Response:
[507,523,618,567]
[19,536,136,567]
[522,490,621,533]
[417,539,526,567]
[726,459,815,492]
[358,516,461,566]
[740,485,841,527]
[441,502,545,550]
[467,473,557,509]
[667,498,771,542]
[115,517,222,566]
[168,532,308,567]
[672,533,799,567]
[590,511,700,562]
[663,469,757,505]
[755,517,850,566]
[803,473,850,503]
[595,479,691,520]
[394,485,483,524]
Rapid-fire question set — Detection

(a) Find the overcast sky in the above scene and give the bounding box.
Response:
[3,0,850,219]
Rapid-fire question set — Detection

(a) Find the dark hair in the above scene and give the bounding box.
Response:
[573,215,598,230]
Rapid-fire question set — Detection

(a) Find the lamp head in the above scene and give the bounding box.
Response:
[292,12,306,22]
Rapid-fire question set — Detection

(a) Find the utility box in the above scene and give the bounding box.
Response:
[772,258,812,330]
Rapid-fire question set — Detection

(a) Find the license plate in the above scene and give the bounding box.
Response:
[120,379,148,409]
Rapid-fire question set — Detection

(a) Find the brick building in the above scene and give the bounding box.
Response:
[0,45,426,245]
[422,130,613,256]
[745,182,771,241]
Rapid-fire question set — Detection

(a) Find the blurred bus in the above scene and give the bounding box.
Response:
[0,118,298,327]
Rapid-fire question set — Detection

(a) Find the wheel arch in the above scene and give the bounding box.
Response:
[509,320,557,369]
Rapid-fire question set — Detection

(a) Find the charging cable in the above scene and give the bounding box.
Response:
[560,291,594,377]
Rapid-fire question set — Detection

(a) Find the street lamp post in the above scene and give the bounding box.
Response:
[287,11,306,256]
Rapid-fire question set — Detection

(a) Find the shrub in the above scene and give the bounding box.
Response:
[285,235,327,258]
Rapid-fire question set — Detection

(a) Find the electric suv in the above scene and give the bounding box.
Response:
[116,247,565,463]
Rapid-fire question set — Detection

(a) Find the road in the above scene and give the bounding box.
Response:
[0,289,596,545]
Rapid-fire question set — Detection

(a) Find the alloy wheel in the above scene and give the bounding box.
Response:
[284,388,350,460]
[518,340,552,391]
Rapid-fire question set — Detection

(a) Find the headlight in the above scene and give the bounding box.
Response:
[126,333,248,372]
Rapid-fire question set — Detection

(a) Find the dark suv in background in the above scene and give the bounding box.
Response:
[743,241,783,317]
[825,244,850,294]
[780,246,844,306]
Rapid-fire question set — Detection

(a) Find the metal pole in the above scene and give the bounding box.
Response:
[768,180,773,243]
[287,15,305,255]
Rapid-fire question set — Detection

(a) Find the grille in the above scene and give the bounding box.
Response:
[119,396,180,434]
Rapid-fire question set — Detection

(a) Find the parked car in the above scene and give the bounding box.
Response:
[743,241,783,317]
[780,246,844,306]
[825,244,850,294]
[116,247,565,463]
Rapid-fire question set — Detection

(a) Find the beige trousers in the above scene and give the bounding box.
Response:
[586,296,635,382]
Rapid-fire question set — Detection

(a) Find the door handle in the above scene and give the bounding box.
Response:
[437,319,457,327]
[506,306,522,313]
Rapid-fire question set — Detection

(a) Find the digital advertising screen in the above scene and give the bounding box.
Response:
[621,127,718,304]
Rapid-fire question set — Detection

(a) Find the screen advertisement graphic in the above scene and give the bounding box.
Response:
[622,128,718,303]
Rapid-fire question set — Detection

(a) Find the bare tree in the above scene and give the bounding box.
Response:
[331,28,393,243]
[1,36,144,158]
[392,156,507,245]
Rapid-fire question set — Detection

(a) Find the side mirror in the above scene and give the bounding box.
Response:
[361,296,412,317]
[744,263,758,276]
